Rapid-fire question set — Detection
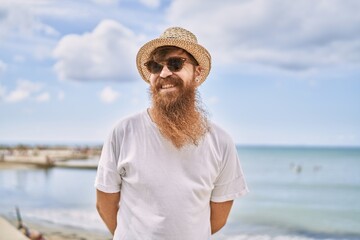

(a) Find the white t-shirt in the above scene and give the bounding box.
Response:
[95,110,248,240]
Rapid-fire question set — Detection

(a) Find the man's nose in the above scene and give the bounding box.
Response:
[159,65,173,78]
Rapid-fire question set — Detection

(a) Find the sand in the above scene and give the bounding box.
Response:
[0,162,40,170]
[2,216,112,240]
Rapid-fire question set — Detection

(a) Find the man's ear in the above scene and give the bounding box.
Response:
[194,66,202,86]
[195,66,202,77]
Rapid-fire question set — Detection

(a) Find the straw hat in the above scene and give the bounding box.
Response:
[136,27,211,85]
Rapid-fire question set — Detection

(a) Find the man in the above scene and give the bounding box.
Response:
[95,27,248,240]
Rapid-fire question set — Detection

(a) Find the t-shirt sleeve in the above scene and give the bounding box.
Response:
[94,128,122,193]
[211,138,249,202]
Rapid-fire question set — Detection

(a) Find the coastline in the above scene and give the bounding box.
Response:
[0,162,109,239]
[0,145,101,169]
[0,162,41,170]
[0,159,98,170]
[2,216,112,240]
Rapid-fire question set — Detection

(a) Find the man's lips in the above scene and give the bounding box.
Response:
[161,84,175,89]
[155,76,183,92]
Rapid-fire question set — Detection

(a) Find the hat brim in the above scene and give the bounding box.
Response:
[136,38,211,85]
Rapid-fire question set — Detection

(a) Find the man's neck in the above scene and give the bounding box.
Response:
[147,108,155,122]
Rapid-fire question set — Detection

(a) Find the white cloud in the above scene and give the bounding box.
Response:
[36,92,50,102]
[165,0,360,71]
[53,20,140,82]
[0,1,60,61]
[5,89,30,103]
[139,0,161,9]
[7,1,92,23]
[99,86,120,103]
[17,80,42,92]
[4,79,42,103]
[0,1,59,39]
[92,0,118,5]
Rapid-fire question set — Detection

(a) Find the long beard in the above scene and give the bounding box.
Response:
[150,76,209,149]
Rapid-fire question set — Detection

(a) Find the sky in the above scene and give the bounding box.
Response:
[0,0,359,147]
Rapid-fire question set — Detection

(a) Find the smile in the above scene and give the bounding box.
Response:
[161,84,175,89]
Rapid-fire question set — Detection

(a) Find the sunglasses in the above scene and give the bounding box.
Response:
[144,57,189,74]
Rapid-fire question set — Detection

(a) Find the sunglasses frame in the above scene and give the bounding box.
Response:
[144,57,189,74]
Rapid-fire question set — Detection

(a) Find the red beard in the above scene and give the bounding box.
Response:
[152,76,187,110]
[150,76,208,148]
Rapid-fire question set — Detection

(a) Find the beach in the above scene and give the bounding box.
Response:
[1,216,112,240]
[1,146,360,240]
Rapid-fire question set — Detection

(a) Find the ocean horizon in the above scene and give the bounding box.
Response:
[1,145,359,239]
[1,140,360,148]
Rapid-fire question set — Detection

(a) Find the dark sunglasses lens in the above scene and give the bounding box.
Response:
[145,61,163,74]
[167,58,184,72]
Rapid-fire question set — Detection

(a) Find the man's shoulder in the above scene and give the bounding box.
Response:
[208,121,231,137]
[207,121,235,146]
[112,110,148,130]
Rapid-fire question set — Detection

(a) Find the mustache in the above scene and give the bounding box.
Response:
[154,76,184,90]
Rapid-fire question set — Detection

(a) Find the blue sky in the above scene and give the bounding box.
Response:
[0,0,359,146]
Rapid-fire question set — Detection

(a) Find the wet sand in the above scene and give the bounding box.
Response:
[2,216,112,240]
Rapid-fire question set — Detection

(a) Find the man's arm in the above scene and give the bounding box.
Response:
[210,200,234,234]
[96,189,121,235]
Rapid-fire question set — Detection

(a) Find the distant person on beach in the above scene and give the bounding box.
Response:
[94,27,248,239]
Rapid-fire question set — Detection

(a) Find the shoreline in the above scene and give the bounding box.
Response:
[0,163,109,239]
[2,215,112,240]
[0,160,98,170]
[0,162,40,170]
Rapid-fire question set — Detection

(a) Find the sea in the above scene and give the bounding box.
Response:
[0,146,359,240]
